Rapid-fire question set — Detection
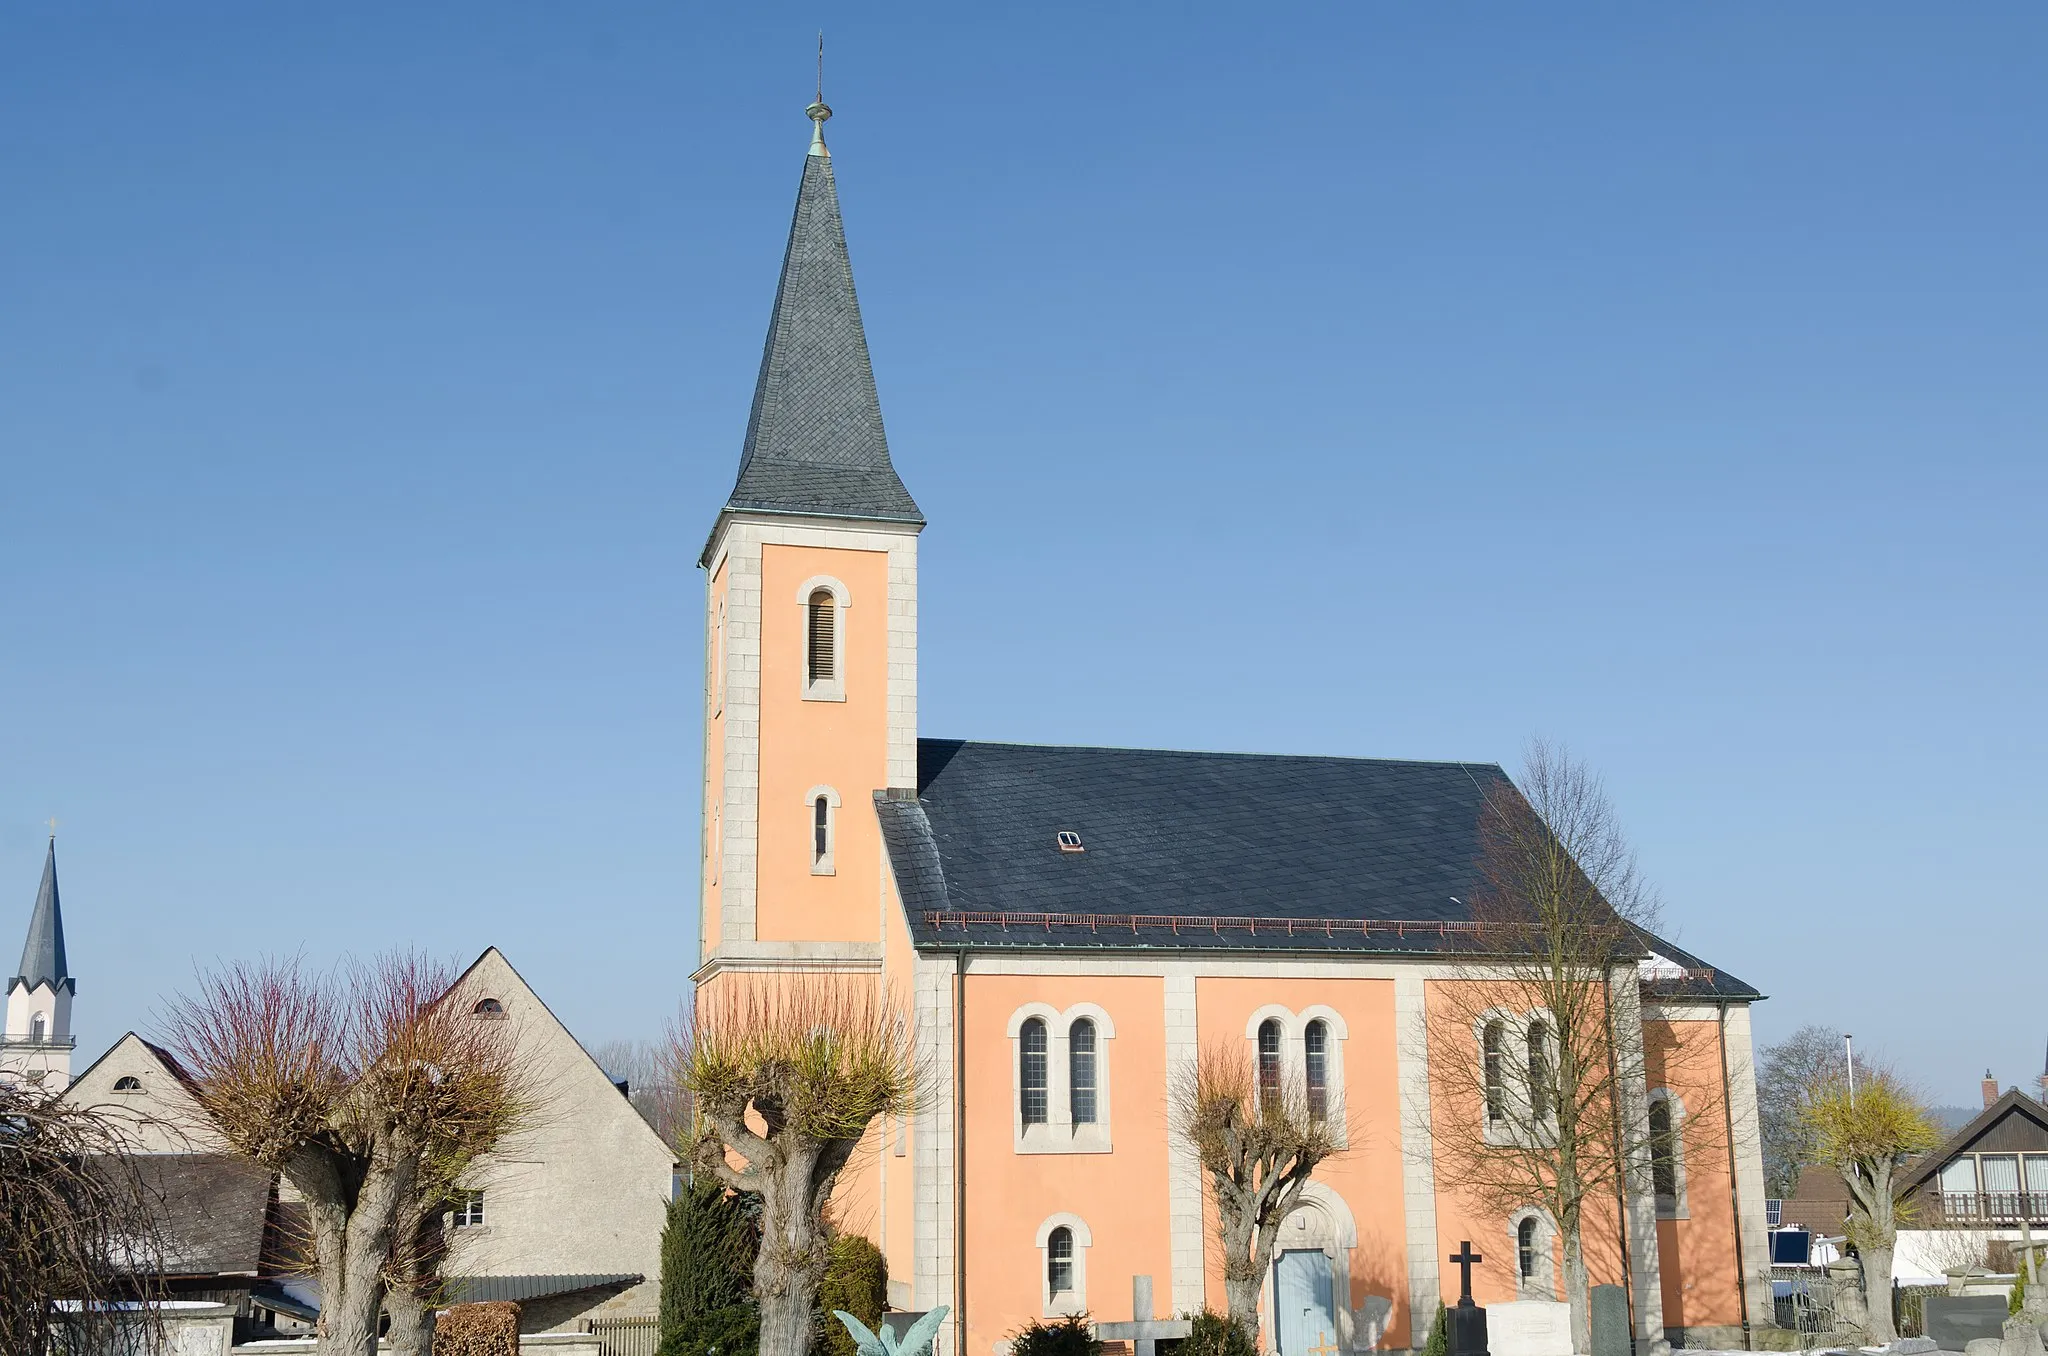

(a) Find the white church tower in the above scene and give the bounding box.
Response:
[3,837,76,1090]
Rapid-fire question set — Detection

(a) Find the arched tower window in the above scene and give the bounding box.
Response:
[1304,1019,1329,1122]
[1518,1217,1538,1280]
[1483,1020,1506,1123]
[1069,1019,1097,1125]
[1527,1020,1550,1121]
[807,589,837,686]
[30,1014,46,1043]
[804,786,841,875]
[1020,1018,1049,1126]
[1047,1226,1074,1296]
[814,796,830,860]
[1257,1018,1282,1107]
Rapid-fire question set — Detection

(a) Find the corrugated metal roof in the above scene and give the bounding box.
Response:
[443,1274,643,1305]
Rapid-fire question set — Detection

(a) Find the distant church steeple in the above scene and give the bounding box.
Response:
[3,836,77,1090]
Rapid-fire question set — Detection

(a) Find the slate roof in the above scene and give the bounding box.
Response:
[12,837,70,992]
[878,739,1517,953]
[89,1154,274,1277]
[705,134,920,561]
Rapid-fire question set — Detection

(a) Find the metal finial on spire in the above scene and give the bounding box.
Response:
[806,32,832,156]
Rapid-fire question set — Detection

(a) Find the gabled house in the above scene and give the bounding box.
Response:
[1899,1085,2048,1229]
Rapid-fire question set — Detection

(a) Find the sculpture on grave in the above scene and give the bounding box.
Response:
[834,1307,950,1356]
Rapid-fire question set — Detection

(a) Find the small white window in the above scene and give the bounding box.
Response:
[113,1075,144,1094]
[1055,831,1084,853]
[805,786,841,875]
[29,1014,46,1043]
[1035,1213,1091,1317]
[452,1191,486,1227]
[1508,1208,1555,1299]
[1048,1227,1074,1294]
[472,998,506,1019]
[1518,1217,1537,1280]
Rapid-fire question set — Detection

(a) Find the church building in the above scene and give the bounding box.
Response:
[3,836,76,1090]
[693,99,1771,1356]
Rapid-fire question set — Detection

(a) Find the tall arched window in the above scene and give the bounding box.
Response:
[1518,1217,1537,1280]
[1257,1019,1282,1107]
[1020,1019,1049,1126]
[813,796,830,863]
[807,589,837,686]
[29,1014,46,1043]
[1304,1020,1329,1122]
[1526,1021,1550,1121]
[1069,1019,1097,1125]
[1649,1097,1678,1201]
[1047,1226,1075,1297]
[1483,1020,1506,1123]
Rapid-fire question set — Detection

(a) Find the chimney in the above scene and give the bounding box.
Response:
[1983,1071,2000,1109]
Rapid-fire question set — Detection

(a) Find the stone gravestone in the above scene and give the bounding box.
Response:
[1487,1303,1572,1356]
[1590,1284,1630,1356]
[1448,1242,1490,1356]
[1095,1276,1192,1356]
[1924,1296,2011,1352]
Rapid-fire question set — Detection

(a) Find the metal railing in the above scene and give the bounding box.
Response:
[585,1316,659,1356]
[0,1034,76,1050]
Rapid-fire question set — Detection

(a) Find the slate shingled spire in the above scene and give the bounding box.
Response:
[14,837,70,993]
[711,100,921,547]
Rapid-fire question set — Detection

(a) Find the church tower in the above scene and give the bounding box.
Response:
[3,837,76,1090]
[697,95,922,981]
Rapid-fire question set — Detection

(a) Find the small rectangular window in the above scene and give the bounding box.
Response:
[452,1191,486,1227]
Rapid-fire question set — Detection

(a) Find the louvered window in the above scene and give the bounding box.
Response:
[807,590,836,685]
[1020,1019,1049,1125]
[1304,1020,1328,1122]
[1257,1019,1282,1108]
[1070,1020,1097,1125]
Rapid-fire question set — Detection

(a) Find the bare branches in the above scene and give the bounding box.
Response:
[1171,1042,1343,1336]
[0,1082,168,1356]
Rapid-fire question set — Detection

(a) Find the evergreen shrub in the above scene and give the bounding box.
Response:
[816,1233,890,1356]
[1178,1310,1258,1356]
[1006,1314,1101,1356]
[658,1180,760,1356]
[1422,1302,1449,1356]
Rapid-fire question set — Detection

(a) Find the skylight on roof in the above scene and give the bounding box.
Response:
[1055,831,1084,853]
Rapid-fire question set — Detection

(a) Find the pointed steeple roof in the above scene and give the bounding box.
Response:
[710,104,921,551]
[15,837,70,992]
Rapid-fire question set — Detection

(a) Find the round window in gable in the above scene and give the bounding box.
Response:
[472,998,506,1019]
[113,1075,144,1094]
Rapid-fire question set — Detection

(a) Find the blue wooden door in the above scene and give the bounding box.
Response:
[1275,1249,1338,1356]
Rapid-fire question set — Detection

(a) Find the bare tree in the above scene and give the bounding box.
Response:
[0,1081,167,1356]
[670,978,919,1356]
[1756,1024,1846,1198]
[591,1037,688,1146]
[1171,1042,1342,1339]
[1425,740,1718,1354]
[162,953,527,1356]
[1799,1065,1938,1343]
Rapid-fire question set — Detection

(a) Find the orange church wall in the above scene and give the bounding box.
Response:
[1643,1016,1744,1331]
[874,888,921,1293]
[1193,977,1411,1350]
[1422,978,1631,1311]
[963,973,1172,1356]
[756,542,892,945]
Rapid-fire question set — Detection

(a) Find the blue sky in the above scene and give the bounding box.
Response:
[3,4,2041,1104]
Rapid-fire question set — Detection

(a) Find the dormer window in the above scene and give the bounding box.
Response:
[473,998,506,1019]
[1055,831,1084,853]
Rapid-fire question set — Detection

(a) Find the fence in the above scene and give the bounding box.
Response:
[585,1316,660,1356]
[1895,1283,1947,1339]
[1770,1267,1868,1348]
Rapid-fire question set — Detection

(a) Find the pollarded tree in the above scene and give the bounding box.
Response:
[0,1081,168,1356]
[162,953,528,1356]
[1426,741,1723,1354]
[672,979,919,1356]
[1799,1067,1938,1343]
[1172,1042,1342,1339]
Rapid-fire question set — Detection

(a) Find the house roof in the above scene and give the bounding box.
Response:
[704,119,920,562]
[90,1153,274,1277]
[1900,1088,2048,1198]
[12,837,70,991]
[444,1274,644,1305]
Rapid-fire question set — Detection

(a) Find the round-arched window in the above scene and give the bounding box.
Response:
[473,998,506,1018]
[113,1075,144,1093]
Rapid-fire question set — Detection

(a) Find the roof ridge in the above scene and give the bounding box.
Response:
[917,736,1506,771]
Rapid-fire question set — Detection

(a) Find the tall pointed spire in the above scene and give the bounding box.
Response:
[14,836,69,993]
[708,90,921,554]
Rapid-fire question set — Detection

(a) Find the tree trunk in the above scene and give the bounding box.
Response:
[1860,1246,1897,1343]
[289,1133,422,1356]
[1562,1226,1591,1355]
[386,1284,435,1356]
[754,1147,832,1356]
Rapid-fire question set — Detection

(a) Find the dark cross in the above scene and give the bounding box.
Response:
[1449,1240,1484,1305]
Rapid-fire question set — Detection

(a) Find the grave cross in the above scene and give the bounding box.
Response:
[1448,1241,1483,1306]
[1306,1332,1343,1356]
